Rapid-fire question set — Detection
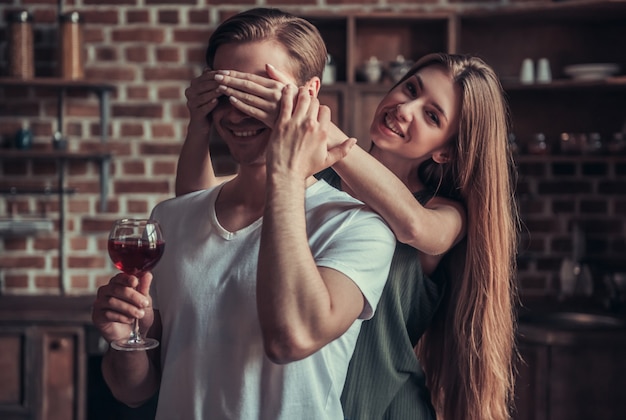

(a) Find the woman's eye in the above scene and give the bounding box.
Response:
[427,111,440,126]
[405,82,417,97]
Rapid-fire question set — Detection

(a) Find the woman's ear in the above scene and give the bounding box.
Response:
[305,77,322,97]
[432,147,451,164]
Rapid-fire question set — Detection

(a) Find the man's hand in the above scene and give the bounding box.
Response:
[267,84,355,179]
[92,272,155,345]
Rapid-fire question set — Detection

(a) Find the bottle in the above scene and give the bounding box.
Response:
[59,11,85,79]
[8,10,34,79]
[322,54,336,85]
[14,125,33,150]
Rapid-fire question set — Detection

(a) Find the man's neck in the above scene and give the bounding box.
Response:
[214,166,267,232]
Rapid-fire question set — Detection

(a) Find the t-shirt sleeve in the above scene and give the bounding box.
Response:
[314,208,395,320]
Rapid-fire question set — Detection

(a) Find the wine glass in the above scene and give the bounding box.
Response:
[107,218,165,351]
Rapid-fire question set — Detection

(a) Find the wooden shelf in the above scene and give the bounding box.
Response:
[0,77,115,92]
[0,149,111,161]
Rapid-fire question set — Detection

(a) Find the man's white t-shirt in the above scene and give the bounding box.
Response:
[150,180,395,420]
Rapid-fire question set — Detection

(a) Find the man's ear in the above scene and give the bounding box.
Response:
[305,77,322,97]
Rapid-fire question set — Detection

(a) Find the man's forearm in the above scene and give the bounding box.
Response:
[101,348,160,407]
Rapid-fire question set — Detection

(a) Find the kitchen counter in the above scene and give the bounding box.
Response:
[514,297,626,420]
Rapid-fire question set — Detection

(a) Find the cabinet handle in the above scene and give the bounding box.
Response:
[49,338,69,351]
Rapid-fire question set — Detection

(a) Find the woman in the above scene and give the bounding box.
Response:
[180,51,520,419]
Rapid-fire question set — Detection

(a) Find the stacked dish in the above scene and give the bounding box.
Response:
[563,63,620,81]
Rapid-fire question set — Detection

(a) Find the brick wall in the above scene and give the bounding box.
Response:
[0,0,623,298]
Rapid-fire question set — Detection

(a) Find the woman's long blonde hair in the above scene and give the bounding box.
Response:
[409,53,520,420]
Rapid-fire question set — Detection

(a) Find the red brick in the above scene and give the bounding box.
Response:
[153,160,177,175]
[4,274,29,289]
[35,275,61,289]
[113,104,163,119]
[86,67,137,81]
[82,10,120,25]
[125,46,149,63]
[2,237,28,251]
[95,47,119,62]
[123,160,146,175]
[127,10,150,24]
[140,142,180,155]
[146,0,196,4]
[189,9,210,24]
[127,200,149,213]
[114,180,170,194]
[158,86,183,100]
[159,10,179,24]
[144,67,195,82]
[112,28,166,43]
[33,237,59,251]
[151,123,176,138]
[120,123,145,137]
[70,275,90,290]
[0,256,46,269]
[85,0,138,5]
[156,47,181,63]
[68,256,107,268]
[172,28,212,43]
[127,86,150,100]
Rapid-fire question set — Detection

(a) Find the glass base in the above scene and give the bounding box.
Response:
[111,337,159,352]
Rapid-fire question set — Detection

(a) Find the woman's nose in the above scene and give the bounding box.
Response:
[395,102,412,121]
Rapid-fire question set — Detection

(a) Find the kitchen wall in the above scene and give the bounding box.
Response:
[0,0,624,299]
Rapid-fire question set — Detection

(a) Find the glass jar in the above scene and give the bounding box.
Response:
[59,11,85,79]
[8,10,34,79]
[528,132,549,155]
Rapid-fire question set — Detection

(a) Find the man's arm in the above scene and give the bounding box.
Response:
[92,273,162,406]
[257,85,372,363]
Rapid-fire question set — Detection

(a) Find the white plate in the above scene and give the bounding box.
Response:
[563,63,620,81]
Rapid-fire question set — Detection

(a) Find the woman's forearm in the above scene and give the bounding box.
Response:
[175,124,216,196]
[333,147,464,256]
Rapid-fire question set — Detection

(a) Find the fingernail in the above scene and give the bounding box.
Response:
[214,74,224,81]
[143,299,149,307]
[267,64,275,69]
[217,70,230,75]
[217,84,226,92]
[229,96,238,104]
[137,309,145,317]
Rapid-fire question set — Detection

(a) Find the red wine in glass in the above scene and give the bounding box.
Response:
[107,218,164,351]
[108,238,165,276]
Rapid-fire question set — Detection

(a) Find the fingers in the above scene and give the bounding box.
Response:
[136,271,153,297]
[94,274,150,322]
[327,137,357,165]
[214,71,284,128]
[277,84,297,124]
[185,70,222,116]
[266,64,293,84]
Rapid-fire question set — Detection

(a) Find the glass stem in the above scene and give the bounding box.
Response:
[130,318,142,343]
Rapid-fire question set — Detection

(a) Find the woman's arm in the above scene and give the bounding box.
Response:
[175,69,230,196]
[332,148,466,271]
[216,70,466,262]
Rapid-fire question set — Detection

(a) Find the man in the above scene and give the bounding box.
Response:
[92,8,395,419]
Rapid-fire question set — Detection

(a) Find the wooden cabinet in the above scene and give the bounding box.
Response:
[515,324,626,420]
[304,1,626,153]
[0,296,159,420]
[0,325,85,420]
